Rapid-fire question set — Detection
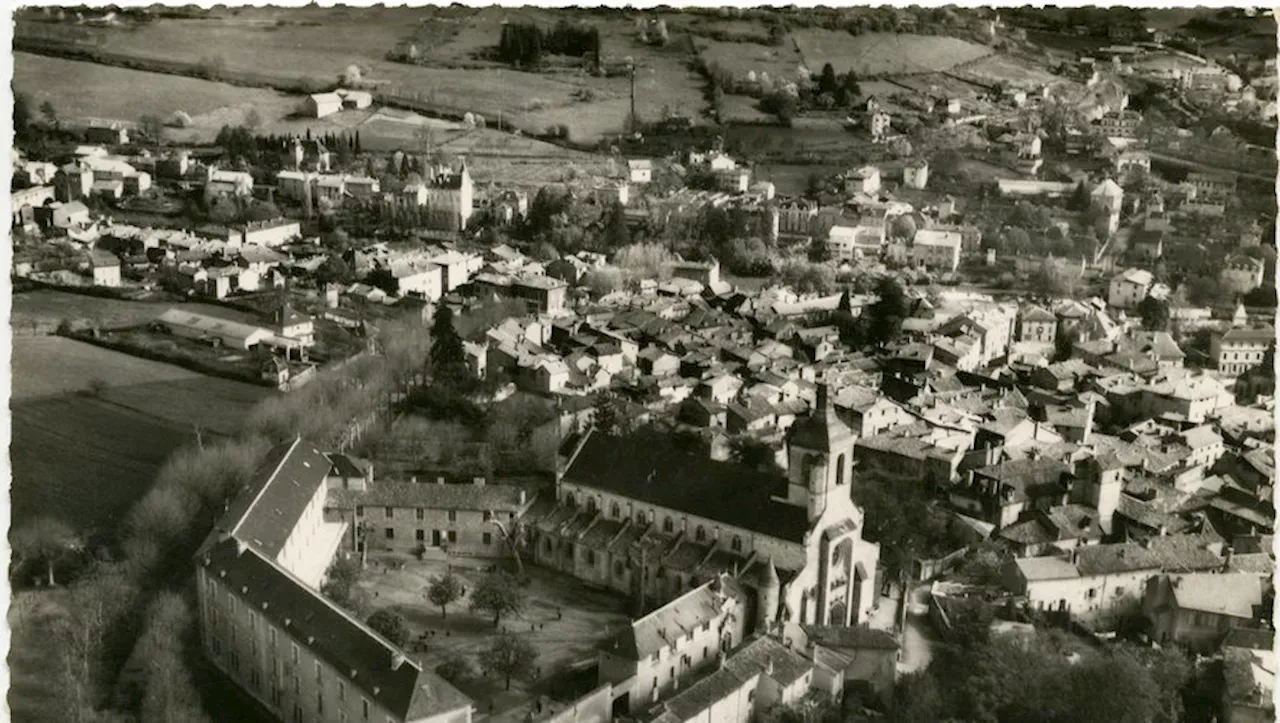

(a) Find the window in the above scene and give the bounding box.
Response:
[384,506,394,520]
[448,511,457,522]
[748,689,756,703]
[291,643,299,665]
[483,532,492,545]
[611,503,621,518]
[695,526,706,542]
[1087,588,1097,599]
[231,651,240,671]
[385,527,395,540]
[663,517,674,533]
[317,691,324,715]
[587,550,597,565]
[363,698,371,720]
[415,509,425,521]
[212,637,222,655]
[544,539,553,553]
[731,536,742,552]
[835,453,846,485]
[249,611,257,632]
[1114,586,1125,597]
[566,493,577,508]
[615,562,625,576]
[269,628,276,648]
[356,505,364,518]
[484,511,492,522]
[447,531,457,543]
[636,511,646,525]
[339,682,346,702]
[416,529,425,542]
[315,661,322,683]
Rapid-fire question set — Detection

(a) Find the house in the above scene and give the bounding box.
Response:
[1113,149,1151,175]
[867,111,891,142]
[153,308,307,354]
[633,634,820,723]
[286,138,331,172]
[997,504,1105,557]
[89,250,121,287]
[909,229,963,272]
[628,159,653,184]
[1095,109,1142,138]
[12,185,56,228]
[1018,306,1057,344]
[337,88,373,110]
[305,92,344,118]
[1090,179,1124,235]
[242,218,302,248]
[1107,268,1153,309]
[48,200,92,230]
[1004,532,1225,626]
[843,166,882,196]
[1187,171,1237,199]
[598,575,750,714]
[388,261,444,300]
[205,168,255,198]
[950,457,1075,529]
[803,625,898,705]
[1211,328,1274,376]
[902,159,928,190]
[826,225,884,262]
[84,122,129,145]
[1142,572,1265,652]
[1220,256,1266,295]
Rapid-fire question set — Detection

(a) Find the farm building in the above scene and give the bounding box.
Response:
[84,122,130,145]
[89,250,121,287]
[628,159,653,184]
[305,92,344,118]
[153,308,309,354]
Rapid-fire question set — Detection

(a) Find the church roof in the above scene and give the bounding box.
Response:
[562,428,810,543]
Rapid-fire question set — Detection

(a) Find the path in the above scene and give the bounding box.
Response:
[869,581,937,674]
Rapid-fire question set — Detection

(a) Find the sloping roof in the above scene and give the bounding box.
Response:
[803,624,899,651]
[1169,573,1262,618]
[1075,533,1223,576]
[787,384,853,452]
[1015,555,1080,581]
[563,429,810,543]
[219,438,333,558]
[328,481,527,512]
[200,540,470,721]
[601,577,748,660]
[723,635,812,687]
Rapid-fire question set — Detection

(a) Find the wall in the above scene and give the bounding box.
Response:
[1023,568,1154,625]
[354,500,516,558]
[277,487,348,589]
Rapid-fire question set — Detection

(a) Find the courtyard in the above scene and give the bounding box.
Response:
[355,553,631,718]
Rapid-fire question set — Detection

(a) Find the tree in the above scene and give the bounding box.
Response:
[818,62,838,95]
[13,516,81,586]
[479,631,537,690]
[426,572,465,619]
[1137,295,1170,331]
[469,571,525,627]
[139,114,165,141]
[430,305,468,384]
[807,237,832,263]
[866,276,909,347]
[14,92,32,140]
[39,100,58,128]
[890,671,946,723]
[1054,325,1079,362]
[436,654,476,685]
[889,214,918,241]
[245,108,263,129]
[729,435,779,472]
[366,609,410,647]
[602,200,630,248]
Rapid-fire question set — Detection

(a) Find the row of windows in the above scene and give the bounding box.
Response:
[380,528,492,545]
[560,494,748,549]
[356,507,502,522]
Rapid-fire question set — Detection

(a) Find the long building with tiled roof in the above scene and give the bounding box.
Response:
[196,438,474,723]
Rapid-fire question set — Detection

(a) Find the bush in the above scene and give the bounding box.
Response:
[168,110,193,128]
[436,654,477,684]
[366,609,410,647]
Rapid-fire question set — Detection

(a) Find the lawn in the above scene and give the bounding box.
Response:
[792,30,993,76]
[694,36,805,85]
[357,554,631,717]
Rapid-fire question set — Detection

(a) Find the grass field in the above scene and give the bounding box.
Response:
[953,53,1062,88]
[695,36,805,85]
[792,30,993,76]
[11,337,272,538]
[12,289,256,334]
[8,591,71,722]
[16,7,709,144]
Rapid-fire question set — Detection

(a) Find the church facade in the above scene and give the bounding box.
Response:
[522,385,880,628]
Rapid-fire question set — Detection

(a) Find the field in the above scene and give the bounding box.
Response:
[12,289,256,334]
[792,30,993,76]
[11,337,272,537]
[13,51,303,142]
[695,36,805,84]
[952,53,1062,88]
[16,6,710,143]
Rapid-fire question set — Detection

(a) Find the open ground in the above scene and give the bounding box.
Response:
[357,553,631,716]
[791,30,993,77]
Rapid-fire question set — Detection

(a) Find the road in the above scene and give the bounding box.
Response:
[870,582,938,674]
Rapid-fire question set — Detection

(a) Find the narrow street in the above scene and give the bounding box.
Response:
[870,582,938,675]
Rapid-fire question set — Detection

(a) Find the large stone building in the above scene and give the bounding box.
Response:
[524,386,880,629]
[196,439,475,723]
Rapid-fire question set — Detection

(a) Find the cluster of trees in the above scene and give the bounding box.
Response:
[890,632,1202,723]
[702,57,863,124]
[834,277,911,349]
[497,20,602,69]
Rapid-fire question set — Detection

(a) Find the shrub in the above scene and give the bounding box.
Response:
[366,609,410,647]
[168,110,193,128]
[436,654,477,684]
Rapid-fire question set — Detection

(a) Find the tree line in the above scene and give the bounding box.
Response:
[497,20,602,69]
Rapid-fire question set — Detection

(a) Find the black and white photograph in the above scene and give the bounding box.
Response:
[6,4,1279,723]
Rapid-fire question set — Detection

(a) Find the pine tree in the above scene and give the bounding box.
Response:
[354,130,362,155]
[430,305,467,384]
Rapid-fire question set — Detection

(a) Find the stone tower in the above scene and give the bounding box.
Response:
[785,384,854,522]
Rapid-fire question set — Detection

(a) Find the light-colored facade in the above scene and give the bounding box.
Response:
[1108,268,1153,309]
[1212,328,1273,376]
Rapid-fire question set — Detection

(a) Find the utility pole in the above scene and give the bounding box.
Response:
[628,58,637,135]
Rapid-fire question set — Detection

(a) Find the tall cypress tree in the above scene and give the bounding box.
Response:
[430,305,468,384]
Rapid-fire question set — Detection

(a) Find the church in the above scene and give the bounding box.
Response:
[523,385,880,628]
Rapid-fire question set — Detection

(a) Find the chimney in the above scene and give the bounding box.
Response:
[1223,546,1235,572]
[410,475,417,484]
[474,477,486,487]
[392,653,407,670]
[437,476,446,485]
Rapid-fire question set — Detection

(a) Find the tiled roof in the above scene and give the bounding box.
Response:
[327,481,527,512]
[201,540,471,721]
[1075,532,1223,576]
[218,439,333,558]
[601,576,748,660]
[803,624,899,651]
[1168,573,1262,619]
[562,429,810,543]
